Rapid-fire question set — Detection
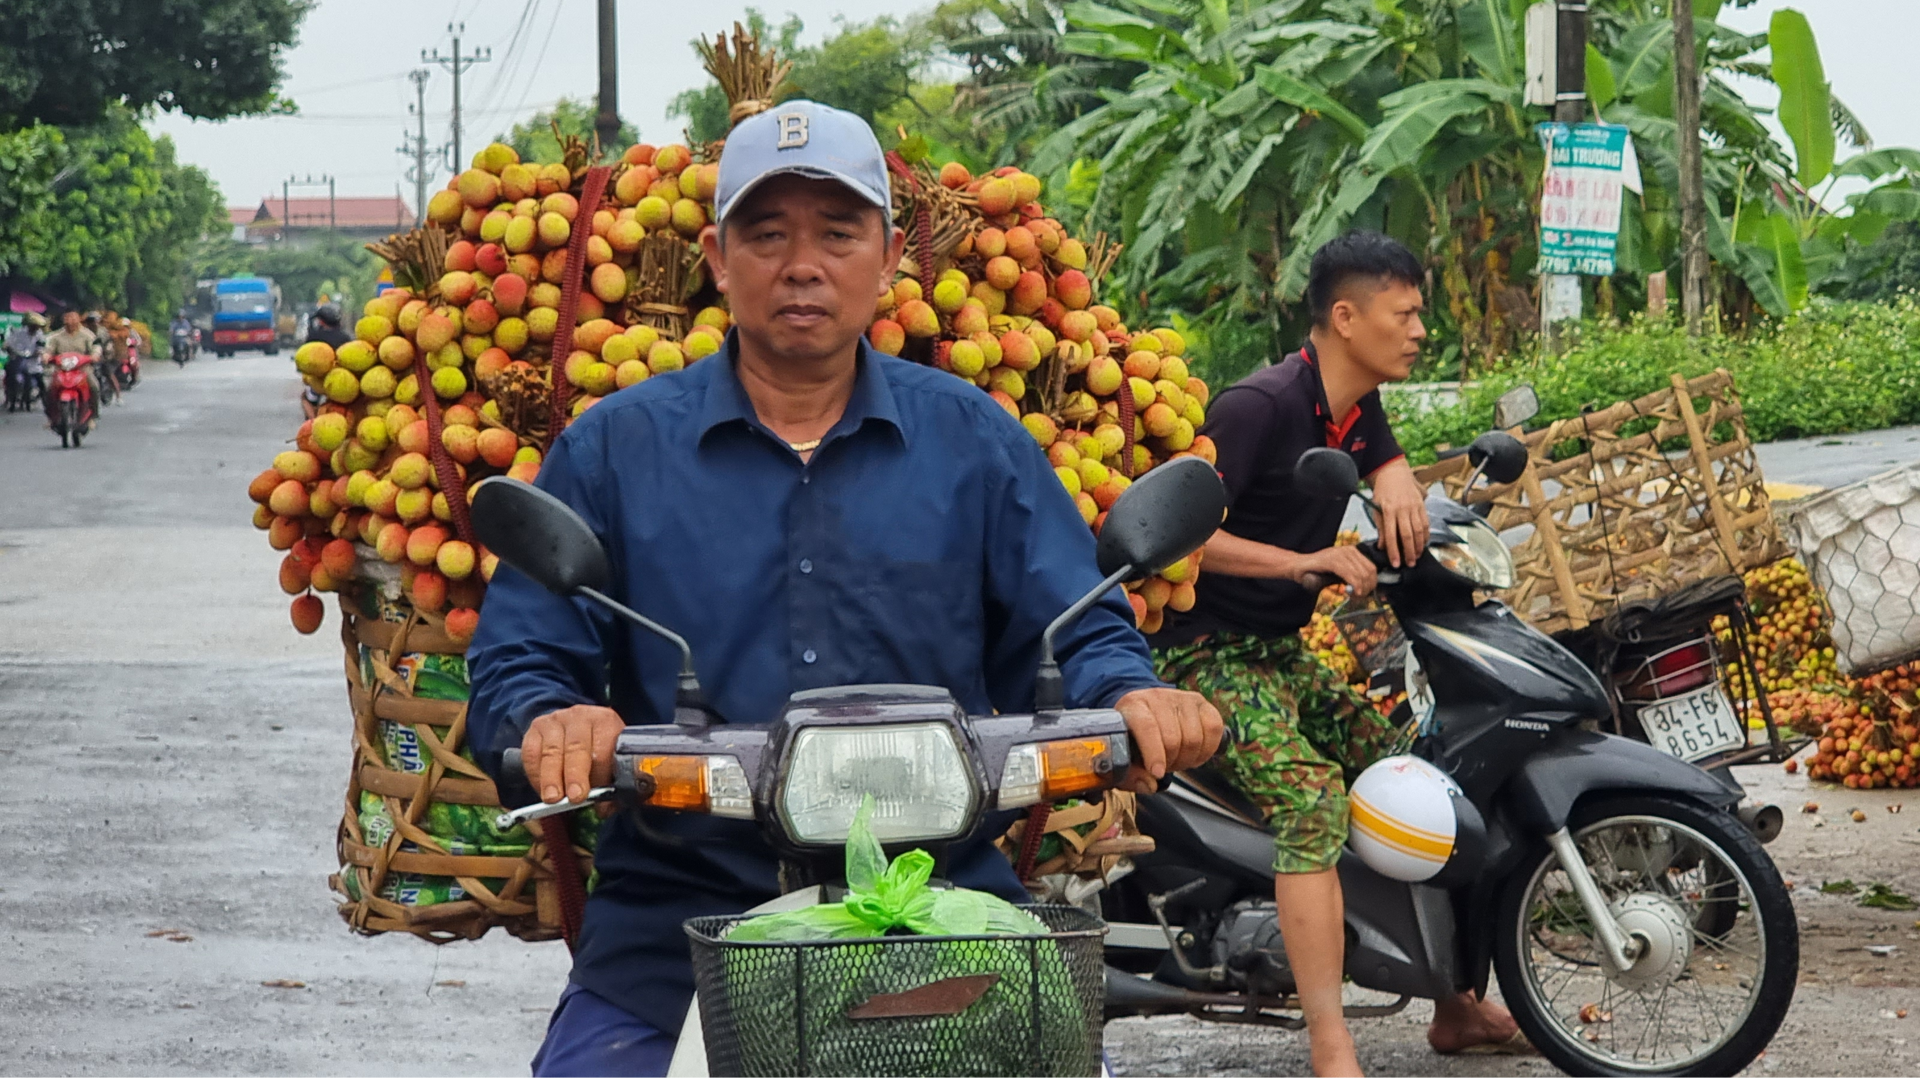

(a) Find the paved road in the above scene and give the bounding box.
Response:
[1754,425,1920,491]
[1,358,1914,1075]
[0,357,568,1075]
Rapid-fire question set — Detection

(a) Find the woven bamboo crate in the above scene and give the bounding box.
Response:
[1412,370,1785,635]
[330,592,590,943]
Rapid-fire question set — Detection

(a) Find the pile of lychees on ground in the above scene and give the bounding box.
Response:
[1726,558,1920,789]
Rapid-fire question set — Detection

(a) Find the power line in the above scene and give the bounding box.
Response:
[286,69,419,99]
[507,1,567,129]
[471,0,542,122]
[423,22,492,169]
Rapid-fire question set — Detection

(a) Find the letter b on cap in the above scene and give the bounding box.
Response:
[776,112,809,149]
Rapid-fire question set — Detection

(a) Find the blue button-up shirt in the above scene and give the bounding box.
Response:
[468,335,1161,1033]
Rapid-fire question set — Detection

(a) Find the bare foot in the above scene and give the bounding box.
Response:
[1427,992,1522,1054]
[1310,1028,1364,1077]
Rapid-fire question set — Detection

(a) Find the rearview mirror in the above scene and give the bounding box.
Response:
[1467,431,1530,486]
[1493,384,1539,430]
[469,477,611,596]
[1095,456,1228,579]
[1036,457,1226,712]
[1294,447,1361,502]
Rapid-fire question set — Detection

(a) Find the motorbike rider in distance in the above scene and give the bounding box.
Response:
[170,310,196,363]
[467,100,1225,1077]
[5,312,47,411]
[1149,231,1519,1076]
[41,310,101,429]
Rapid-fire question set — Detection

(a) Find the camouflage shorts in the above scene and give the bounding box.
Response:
[1156,633,1403,875]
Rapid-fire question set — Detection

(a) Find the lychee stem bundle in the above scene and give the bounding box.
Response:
[700,21,793,129]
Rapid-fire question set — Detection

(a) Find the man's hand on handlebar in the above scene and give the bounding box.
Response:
[522,704,623,804]
[1370,459,1430,569]
[1288,545,1377,596]
[1115,687,1224,794]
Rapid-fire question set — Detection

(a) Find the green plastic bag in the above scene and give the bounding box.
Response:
[728,797,1047,942]
[713,798,1094,1076]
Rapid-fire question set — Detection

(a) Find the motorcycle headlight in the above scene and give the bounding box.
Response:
[778,722,979,845]
[1430,520,1515,589]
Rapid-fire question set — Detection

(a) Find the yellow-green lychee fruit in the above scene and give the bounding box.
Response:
[295,341,336,377]
[310,412,350,452]
[336,340,377,374]
[431,366,467,399]
[359,365,398,400]
[322,367,360,403]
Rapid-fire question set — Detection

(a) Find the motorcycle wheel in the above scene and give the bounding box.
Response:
[1493,793,1796,1077]
[59,401,75,447]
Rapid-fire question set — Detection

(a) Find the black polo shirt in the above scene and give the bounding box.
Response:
[1155,343,1403,645]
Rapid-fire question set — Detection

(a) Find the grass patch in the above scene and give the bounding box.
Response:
[1384,298,1920,464]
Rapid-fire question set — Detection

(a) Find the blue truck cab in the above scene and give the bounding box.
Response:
[211,277,282,357]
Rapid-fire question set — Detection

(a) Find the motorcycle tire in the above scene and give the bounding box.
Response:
[59,401,75,448]
[1493,793,1796,1077]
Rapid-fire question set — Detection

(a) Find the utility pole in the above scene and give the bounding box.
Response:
[1542,1,1588,346]
[1554,2,1586,126]
[282,174,337,239]
[1673,0,1709,336]
[398,69,432,226]
[423,23,491,172]
[595,0,621,154]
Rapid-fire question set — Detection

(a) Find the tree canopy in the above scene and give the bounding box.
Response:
[496,98,638,164]
[667,9,987,167]
[656,0,1920,374]
[0,0,309,131]
[0,110,228,321]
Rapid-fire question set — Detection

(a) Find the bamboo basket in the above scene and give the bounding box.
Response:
[329,591,591,943]
[1412,369,1785,635]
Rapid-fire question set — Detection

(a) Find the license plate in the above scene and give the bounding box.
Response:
[1640,685,1744,761]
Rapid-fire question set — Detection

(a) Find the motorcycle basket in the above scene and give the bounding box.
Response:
[685,904,1107,1077]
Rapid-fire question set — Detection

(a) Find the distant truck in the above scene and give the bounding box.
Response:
[210,277,282,357]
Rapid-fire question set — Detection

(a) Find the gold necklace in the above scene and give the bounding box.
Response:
[788,438,822,453]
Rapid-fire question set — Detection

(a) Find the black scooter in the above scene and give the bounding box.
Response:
[1097,433,1798,1077]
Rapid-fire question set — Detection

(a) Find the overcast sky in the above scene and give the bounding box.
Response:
[152,0,1920,213]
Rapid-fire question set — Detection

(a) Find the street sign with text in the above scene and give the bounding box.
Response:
[1538,122,1638,277]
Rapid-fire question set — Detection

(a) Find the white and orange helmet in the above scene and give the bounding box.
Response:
[1348,755,1484,885]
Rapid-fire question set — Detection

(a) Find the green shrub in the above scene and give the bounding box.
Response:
[1386,298,1920,464]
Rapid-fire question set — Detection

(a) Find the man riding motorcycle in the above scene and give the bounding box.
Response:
[170,311,196,363]
[41,310,101,429]
[1149,231,1518,1076]
[5,312,47,411]
[469,100,1224,1077]
[103,312,139,389]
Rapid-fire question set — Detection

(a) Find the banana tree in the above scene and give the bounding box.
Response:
[1031,0,1554,377]
[1026,0,1918,374]
[1710,9,1920,315]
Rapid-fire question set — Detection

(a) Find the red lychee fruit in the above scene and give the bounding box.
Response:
[445,240,478,272]
[444,607,480,644]
[411,570,449,613]
[290,594,325,634]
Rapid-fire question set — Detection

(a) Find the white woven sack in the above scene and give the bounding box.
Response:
[1782,463,1920,674]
